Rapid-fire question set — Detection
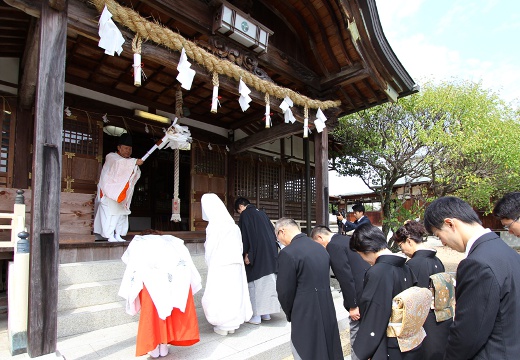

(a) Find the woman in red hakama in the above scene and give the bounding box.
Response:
[135,285,200,357]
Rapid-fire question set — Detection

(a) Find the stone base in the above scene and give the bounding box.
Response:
[9,330,27,355]
[29,350,65,359]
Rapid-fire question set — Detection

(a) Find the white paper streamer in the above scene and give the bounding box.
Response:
[284,109,296,123]
[238,78,252,112]
[314,107,328,133]
[211,85,220,113]
[304,117,309,138]
[279,96,293,113]
[133,53,142,86]
[98,6,125,56]
[265,103,271,128]
[176,48,196,90]
[280,96,295,123]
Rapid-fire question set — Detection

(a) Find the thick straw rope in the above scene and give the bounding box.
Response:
[131,34,142,54]
[91,0,341,110]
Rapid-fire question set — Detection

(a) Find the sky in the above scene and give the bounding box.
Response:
[329,0,520,196]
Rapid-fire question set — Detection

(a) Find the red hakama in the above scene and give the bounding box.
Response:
[135,285,200,356]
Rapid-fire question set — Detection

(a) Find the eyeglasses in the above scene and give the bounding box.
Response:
[504,216,520,230]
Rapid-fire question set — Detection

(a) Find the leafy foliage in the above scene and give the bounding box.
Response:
[331,79,520,235]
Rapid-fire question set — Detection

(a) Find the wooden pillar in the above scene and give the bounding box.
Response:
[304,138,311,235]
[13,18,40,189]
[279,138,285,218]
[28,0,67,357]
[227,154,236,215]
[314,127,329,227]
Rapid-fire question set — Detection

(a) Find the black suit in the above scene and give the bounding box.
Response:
[343,215,371,232]
[445,232,520,359]
[327,233,369,310]
[277,233,343,360]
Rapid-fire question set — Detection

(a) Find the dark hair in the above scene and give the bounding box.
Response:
[310,225,332,239]
[234,197,250,212]
[352,204,365,214]
[393,221,427,244]
[424,196,481,233]
[493,192,520,220]
[140,229,162,235]
[349,223,388,253]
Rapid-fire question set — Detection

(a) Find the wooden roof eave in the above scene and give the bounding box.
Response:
[357,0,419,98]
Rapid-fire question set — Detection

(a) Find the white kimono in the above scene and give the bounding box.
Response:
[118,234,202,319]
[93,152,141,238]
[201,193,253,331]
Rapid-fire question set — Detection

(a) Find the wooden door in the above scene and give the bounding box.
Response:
[190,142,227,231]
[61,117,103,194]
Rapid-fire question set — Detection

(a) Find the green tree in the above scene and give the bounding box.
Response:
[330,79,520,236]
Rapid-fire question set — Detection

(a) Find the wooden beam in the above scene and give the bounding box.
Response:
[320,64,368,89]
[304,137,311,235]
[18,17,39,110]
[28,0,67,357]
[4,0,41,18]
[230,121,302,154]
[49,0,66,11]
[7,0,331,125]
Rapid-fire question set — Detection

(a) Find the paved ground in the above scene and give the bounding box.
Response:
[0,289,352,360]
[0,236,461,360]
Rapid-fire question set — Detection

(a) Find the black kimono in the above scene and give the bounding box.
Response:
[353,254,420,360]
[277,233,343,360]
[406,249,451,360]
[237,204,279,282]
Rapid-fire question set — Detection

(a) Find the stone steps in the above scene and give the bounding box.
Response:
[57,254,207,338]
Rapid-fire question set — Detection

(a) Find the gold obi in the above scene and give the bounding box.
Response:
[429,272,456,322]
[387,286,431,352]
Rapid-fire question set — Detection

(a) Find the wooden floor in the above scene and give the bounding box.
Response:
[59,231,206,264]
[1,231,207,264]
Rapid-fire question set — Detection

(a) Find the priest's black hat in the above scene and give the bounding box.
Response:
[118,132,132,147]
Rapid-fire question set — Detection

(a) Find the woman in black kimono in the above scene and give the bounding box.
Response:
[350,223,421,360]
[393,221,452,360]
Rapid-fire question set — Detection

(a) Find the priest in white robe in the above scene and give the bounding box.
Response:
[94,133,143,242]
[201,193,253,335]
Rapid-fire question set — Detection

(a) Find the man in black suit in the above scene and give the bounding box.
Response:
[424,196,520,360]
[493,191,520,238]
[311,225,369,360]
[336,204,371,233]
[275,218,343,360]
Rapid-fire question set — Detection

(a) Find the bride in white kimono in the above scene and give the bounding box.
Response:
[201,193,253,335]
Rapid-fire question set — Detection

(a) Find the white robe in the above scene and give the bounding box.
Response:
[118,234,202,319]
[201,193,253,330]
[93,152,141,238]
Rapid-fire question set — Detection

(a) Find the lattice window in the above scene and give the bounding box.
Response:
[62,118,99,156]
[285,165,303,203]
[193,142,226,176]
[259,162,279,200]
[285,166,316,202]
[0,99,14,187]
[235,156,256,199]
[0,112,11,174]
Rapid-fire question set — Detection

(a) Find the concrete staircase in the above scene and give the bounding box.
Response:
[57,254,208,338]
[55,252,349,360]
